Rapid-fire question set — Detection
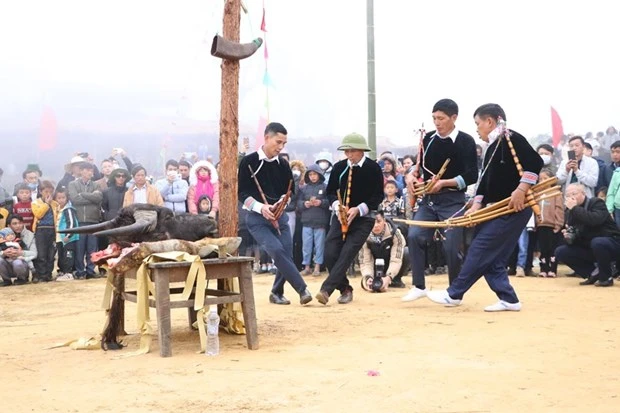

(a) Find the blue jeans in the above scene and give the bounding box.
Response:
[517,228,529,268]
[302,227,325,265]
[555,236,620,281]
[407,191,465,288]
[246,212,307,296]
[75,224,98,276]
[447,208,531,304]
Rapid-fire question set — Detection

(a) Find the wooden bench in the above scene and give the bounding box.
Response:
[122,256,258,357]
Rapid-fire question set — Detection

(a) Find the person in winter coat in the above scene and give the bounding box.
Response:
[187,160,219,219]
[123,165,164,207]
[297,164,329,276]
[155,160,189,214]
[360,212,409,290]
[68,162,103,279]
[31,180,58,282]
[0,214,37,285]
[54,188,79,281]
[535,169,564,277]
[556,183,620,286]
[102,168,130,221]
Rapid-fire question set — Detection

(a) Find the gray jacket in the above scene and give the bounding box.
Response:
[0,228,37,262]
[297,164,329,228]
[68,179,103,223]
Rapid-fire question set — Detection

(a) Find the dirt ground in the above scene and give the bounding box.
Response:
[1,268,619,413]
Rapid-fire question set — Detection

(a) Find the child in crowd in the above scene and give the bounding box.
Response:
[197,195,213,215]
[536,169,564,277]
[297,164,328,276]
[12,184,34,231]
[379,181,405,219]
[31,181,58,282]
[54,188,79,281]
[0,227,26,259]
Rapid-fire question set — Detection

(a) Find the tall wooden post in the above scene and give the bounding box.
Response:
[218,0,241,239]
[366,0,377,159]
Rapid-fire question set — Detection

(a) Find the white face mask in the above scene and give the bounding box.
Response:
[292,170,301,177]
[318,161,329,170]
[540,154,551,165]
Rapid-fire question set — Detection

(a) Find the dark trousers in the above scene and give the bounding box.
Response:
[33,227,56,279]
[246,212,307,296]
[320,215,375,295]
[537,227,559,273]
[57,241,77,274]
[426,239,446,269]
[448,208,531,304]
[0,258,30,283]
[555,237,620,282]
[75,222,98,276]
[408,192,465,289]
[237,228,255,257]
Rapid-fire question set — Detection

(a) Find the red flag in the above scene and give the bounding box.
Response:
[255,116,268,150]
[260,7,267,32]
[263,41,268,59]
[38,106,58,151]
[550,106,564,147]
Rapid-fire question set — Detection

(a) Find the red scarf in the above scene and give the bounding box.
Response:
[194,174,214,203]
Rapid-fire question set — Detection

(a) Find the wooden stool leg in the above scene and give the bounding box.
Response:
[188,307,198,329]
[119,275,126,335]
[238,263,259,349]
[154,269,172,357]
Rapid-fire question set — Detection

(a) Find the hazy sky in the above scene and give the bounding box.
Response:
[2,0,619,146]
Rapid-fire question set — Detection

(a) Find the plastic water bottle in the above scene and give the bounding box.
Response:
[205,306,220,356]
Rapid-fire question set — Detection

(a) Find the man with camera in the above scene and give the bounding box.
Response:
[360,212,409,292]
[555,183,620,287]
[556,136,599,198]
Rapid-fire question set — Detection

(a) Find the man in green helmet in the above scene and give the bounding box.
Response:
[315,133,384,305]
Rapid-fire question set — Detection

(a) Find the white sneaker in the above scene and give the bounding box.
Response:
[484,300,521,312]
[401,287,427,302]
[515,266,525,277]
[56,273,74,282]
[426,289,462,307]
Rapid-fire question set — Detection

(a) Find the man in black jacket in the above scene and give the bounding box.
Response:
[402,99,478,303]
[315,133,384,305]
[238,122,312,306]
[555,183,620,286]
[423,103,543,312]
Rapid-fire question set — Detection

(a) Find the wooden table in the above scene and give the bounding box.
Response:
[122,256,258,357]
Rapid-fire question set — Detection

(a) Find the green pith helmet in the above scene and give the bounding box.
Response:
[337,133,372,152]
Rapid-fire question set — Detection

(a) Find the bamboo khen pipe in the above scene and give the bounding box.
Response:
[394,176,561,229]
[413,158,451,197]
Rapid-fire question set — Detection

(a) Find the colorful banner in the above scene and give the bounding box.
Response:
[550,106,564,147]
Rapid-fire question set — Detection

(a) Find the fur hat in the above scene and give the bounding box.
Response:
[289,160,307,177]
[189,160,218,186]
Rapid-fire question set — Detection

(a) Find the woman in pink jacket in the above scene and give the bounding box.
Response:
[187,160,219,218]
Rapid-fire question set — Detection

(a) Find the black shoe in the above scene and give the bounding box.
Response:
[565,270,578,278]
[389,278,406,288]
[31,277,40,284]
[595,278,614,287]
[85,272,103,279]
[269,293,291,305]
[14,279,27,285]
[424,267,436,276]
[1,281,12,287]
[337,288,353,304]
[579,276,597,286]
[299,289,313,305]
[507,267,517,276]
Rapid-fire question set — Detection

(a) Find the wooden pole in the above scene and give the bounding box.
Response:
[366,0,377,159]
[218,0,241,239]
